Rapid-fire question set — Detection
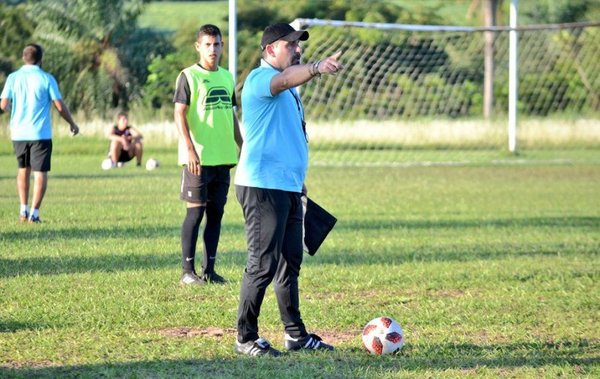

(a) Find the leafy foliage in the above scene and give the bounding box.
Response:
[143,0,442,111]
[22,0,171,117]
[2,0,599,120]
[0,4,35,95]
[521,0,600,24]
[142,22,198,109]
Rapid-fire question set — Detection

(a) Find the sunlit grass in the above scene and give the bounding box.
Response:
[0,142,599,378]
[137,1,228,32]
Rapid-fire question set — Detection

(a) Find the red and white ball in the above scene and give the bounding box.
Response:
[362,316,404,355]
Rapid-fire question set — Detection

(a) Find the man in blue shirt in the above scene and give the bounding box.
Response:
[234,23,343,356]
[1,44,79,223]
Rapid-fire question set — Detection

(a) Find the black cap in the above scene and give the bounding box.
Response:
[261,23,309,50]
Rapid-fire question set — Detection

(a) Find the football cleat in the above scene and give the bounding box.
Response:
[284,333,334,351]
[235,337,281,357]
[203,272,226,284]
[28,216,42,224]
[179,272,207,286]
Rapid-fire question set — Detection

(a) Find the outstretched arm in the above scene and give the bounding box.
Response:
[270,51,344,96]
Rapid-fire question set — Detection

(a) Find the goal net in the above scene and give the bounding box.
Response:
[288,19,600,165]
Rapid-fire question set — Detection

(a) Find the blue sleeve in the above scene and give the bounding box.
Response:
[48,74,62,101]
[253,68,278,99]
[0,74,14,99]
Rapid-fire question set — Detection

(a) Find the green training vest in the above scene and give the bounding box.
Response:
[180,65,238,166]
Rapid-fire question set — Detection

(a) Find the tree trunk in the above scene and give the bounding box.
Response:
[483,0,499,118]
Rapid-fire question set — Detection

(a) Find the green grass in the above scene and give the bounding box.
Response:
[136,0,470,34]
[0,137,599,378]
[138,1,229,32]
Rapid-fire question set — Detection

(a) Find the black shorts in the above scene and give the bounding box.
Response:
[13,140,53,171]
[117,149,134,163]
[180,165,231,207]
[106,142,134,163]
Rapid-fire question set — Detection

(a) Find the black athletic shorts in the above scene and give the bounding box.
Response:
[180,165,231,206]
[13,140,53,171]
[106,142,135,163]
[117,149,134,163]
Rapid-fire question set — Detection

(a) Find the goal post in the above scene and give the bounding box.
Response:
[287,18,600,163]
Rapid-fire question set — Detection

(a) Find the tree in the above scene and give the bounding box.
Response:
[468,0,502,118]
[143,0,449,114]
[0,3,35,95]
[27,0,169,117]
[521,0,599,24]
[482,0,500,119]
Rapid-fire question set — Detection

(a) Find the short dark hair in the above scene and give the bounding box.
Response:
[117,110,128,119]
[197,24,222,40]
[23,44,43,65]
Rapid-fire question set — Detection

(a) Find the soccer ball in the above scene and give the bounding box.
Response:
[101,158,114,170]
[145,158,159,171]
[362,316,404,355]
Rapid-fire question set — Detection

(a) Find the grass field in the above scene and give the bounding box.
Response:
[0,136,598,378]
[137,1,228,32]
[136,0,474,32]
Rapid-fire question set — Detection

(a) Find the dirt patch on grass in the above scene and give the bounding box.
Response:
[159,327,359,345]
[159,327,236,338]
[313,330,361,345]
[1,360,56,369]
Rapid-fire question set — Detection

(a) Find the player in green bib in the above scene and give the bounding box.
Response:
[173,24,243,286]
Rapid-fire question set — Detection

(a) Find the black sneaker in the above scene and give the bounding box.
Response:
[19,212,28,223]
[235,337,281,357]
[284,333,334,351]
[203,272,226,284]
[179,272,207,286]
[28,216,42,224]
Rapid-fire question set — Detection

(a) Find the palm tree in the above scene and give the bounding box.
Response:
[28,0,145,116]
[0,3,35,85]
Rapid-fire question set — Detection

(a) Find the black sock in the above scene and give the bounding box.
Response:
[181,206,204,273]
[203,202,224,274]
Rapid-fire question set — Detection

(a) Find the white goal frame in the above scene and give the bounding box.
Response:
[289,16,599,154]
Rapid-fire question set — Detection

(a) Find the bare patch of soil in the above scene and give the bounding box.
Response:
[159,326,236,338]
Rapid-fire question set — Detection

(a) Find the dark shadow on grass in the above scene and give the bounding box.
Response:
[335,216,600,231]
[0,253,178,278]
[306,215,600,265]
[0,320,50,333]
[0,223,248,278]
[1,215,597,276]
[0,340,597,377]
[0,225,182,241]
[309,245,586,266]
[0,171,177,181]
[49,170,178,180]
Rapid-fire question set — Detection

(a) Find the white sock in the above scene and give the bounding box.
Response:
[31,208,40,219]
[20,204,29,215]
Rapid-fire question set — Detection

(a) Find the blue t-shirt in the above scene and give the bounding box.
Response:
[235,60,308,192]
[0,65,62,141]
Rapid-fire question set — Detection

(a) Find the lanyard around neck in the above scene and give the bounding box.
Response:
[289,89,308,142]
[261,59,308,142]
